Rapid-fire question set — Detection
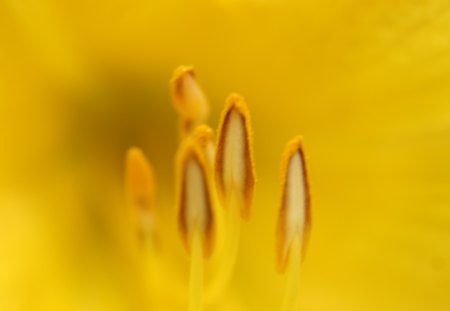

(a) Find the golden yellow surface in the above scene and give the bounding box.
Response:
[0,0,449,310]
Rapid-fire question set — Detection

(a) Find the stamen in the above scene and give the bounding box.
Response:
[171,66,209,138]
[215,93,255,220]
[125,147,164,309]
[176,139,215,258]
[208,94,255,298]
[276,136,311,273]
[176,139,215,311]
[125,147,156,245]
[276,137,311,311]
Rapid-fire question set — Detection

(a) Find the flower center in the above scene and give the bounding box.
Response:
[124,66,311,311]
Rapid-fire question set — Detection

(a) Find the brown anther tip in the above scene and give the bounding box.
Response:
[276,136,311,273]
[176,139,215,259]
[215,93,255,220]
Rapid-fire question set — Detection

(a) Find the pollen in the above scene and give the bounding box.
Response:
[215,93,255,220]
[276,136,311,273]
[176,139,215,259]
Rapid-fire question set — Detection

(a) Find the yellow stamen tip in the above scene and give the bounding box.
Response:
[170,66,209,121]
[125,147,156,240]
[276,136,311,273]
[176,139,215,259]
[192,124,215,167]
[215,93,255,220]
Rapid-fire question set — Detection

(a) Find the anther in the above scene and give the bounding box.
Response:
[192,124,215,167]
[215,93,255,220]
[171,66,209,138]
[276,136,311,273]
[176,139,215,258]
[125,147,156,242]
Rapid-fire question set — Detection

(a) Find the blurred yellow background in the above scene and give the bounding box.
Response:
[1,0,450,310]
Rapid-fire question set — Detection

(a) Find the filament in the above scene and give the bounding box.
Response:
[280,236,301,311]
[208,192,241,300]
[188,231,204,311]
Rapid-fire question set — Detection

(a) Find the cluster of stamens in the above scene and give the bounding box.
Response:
[124,66,311,311]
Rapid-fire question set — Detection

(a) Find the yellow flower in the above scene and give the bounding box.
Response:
[1,0,450,310]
